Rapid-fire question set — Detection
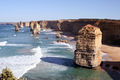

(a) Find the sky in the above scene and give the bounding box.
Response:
[0,0,120,22]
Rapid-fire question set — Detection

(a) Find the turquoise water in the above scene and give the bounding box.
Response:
[0,25,114,80]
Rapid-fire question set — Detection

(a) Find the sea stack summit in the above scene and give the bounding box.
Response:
[74,24,102,68]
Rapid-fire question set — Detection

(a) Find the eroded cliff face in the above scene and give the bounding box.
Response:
[96,20,120,45]
[74,24,102,68]
[39,19,120,45]
[13,19,120,45]
[38,20,58,30]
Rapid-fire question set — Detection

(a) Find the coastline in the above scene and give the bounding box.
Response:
[60,31,120,73]
[61,31,120,61]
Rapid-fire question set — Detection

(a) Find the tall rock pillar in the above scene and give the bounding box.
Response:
[74,24,102,68]
[32,22,41,36]
[14,24,19,32]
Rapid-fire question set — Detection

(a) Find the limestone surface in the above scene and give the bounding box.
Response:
[74,24,102,68]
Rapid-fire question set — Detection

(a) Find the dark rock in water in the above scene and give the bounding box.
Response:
[74,24,102,68]
[57,39,69,43]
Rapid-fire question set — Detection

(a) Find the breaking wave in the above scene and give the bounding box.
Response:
[0,46,42,78]
[0,41,7,46]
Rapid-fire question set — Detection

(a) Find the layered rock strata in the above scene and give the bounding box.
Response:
[74,24,102,68]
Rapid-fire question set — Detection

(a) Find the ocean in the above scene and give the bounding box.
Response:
[0,24,113,80]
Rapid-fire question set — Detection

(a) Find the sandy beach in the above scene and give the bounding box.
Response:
[102,45,120,61]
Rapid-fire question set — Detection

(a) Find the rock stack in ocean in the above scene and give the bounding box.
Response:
[74,24,102,68]
[24,22,30,27]
[30,22,41,35]
[30,22,34,31]
[14,24,19,32]
[18,22,24,28]
[56,32,61,38]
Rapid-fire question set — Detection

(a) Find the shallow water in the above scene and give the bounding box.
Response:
[0,25,114,80]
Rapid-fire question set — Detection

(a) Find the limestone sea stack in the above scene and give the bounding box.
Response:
[30,22,34,31]
[14,24,19,32]
[32,22,41,35]
[74,24,102,68]
[56,32,61,38]
[24,22,30,27]
[18,22,24,28]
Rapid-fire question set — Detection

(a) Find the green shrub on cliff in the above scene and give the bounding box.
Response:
[0,67,25,80]
[0,67,17,80]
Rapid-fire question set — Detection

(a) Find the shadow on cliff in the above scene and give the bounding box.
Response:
[101,61,120,80]
[41,57,74,67]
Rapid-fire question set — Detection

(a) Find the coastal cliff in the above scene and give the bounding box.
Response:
[38,19,120,45]
[14,19,120,45]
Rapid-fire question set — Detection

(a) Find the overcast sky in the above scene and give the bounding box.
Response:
[0,0,120,22]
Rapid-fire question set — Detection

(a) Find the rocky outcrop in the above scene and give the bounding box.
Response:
[18,22,24,28]
[14,24,19,32]
[13,19,120,45]
[30,21,35,31]
[24,22,30,27]
[32,22,41,35]
[56,32,61,38]
[74,24,102,68]
[38,19,120,45]
[57,40,69,43]
[38,20,58,30]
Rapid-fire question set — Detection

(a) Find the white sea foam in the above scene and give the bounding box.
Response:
[6,44,31,47]
[41,29,46,32]
[43,29,52,32]
[13,34,16,37]
[43,29,56,34]
[0,41,7,46]
[0,41,30,47]
[44,32,57,35]
[0,46,42,78]
[21,31,24,32]
[62,35,67,38]
[101,52,107,56]
[101,52,112,61]
[52,41,73,50]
